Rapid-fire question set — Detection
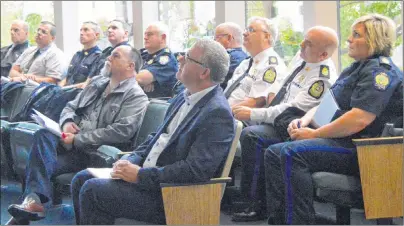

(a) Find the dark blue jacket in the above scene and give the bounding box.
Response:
[221,47,248,90]
[65,45,101,85]
[126,85,235,190]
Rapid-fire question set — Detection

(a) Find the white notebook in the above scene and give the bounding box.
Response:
[30,109,62,137]
[312,90,341,128]
[87,168,120,179]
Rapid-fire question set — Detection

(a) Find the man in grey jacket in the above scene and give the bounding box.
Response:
[6,45,149,225]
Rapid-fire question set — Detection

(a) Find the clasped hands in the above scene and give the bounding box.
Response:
[287,119,317,140]
[10,73,36,82]
[110,159,141,183]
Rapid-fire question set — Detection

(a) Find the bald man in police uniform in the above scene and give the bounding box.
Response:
[214,22,248,90]
[59,21,101,87]
[231,26,339,222]
[224,17,286,113]
[137,22,178,98]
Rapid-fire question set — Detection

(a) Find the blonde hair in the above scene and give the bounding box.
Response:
[352,14,396,57]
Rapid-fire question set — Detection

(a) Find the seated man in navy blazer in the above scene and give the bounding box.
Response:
[70,39,235,225]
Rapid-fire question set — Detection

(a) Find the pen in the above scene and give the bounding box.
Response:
[297,121,301,129]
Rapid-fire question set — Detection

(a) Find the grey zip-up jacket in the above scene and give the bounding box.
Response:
[59,75,149,149]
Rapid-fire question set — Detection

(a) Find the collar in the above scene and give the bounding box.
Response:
[38,43,53,54]
[183,85,217,106]
[146,47,170,59]
[113,41,129,49]
[13,40,29,49]
[111,76,138,93]
[81,45,101,56]
[253,47,275,64]
[227,47,243,53]
[305,58,331,68]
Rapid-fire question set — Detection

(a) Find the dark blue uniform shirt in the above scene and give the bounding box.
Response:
[88,41,129,78]
[1,41,29,77]
[65,45,101,85]
[141,47,178,98]
[331,55,403,138]
[221,47,248,90]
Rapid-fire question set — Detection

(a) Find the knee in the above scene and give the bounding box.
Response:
[264,143,285,166]
[71,170,93,194]
[240,127,255,144]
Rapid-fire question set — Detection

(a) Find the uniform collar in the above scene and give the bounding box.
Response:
[147,47,170,58]
[81,45,101,56]
[183,85,217,106]
[113,41,129,49]
[253,47,274,64]
[38,43,53,54]
[305,58,331,67]
[227,47,243,53]
[13,40,29,50]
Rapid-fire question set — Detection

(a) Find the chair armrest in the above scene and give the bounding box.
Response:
[117,151,133,158]
[160,177,232,188]
[96,145,124,160]
[352,136,403,146]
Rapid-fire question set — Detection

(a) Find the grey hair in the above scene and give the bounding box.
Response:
[216,22,244,45]
[110,19,130,32]
[146,21,169,42]
[41,21,56,36]
[12,20,29,32]
[248,16,278,46]
[83,21,102,35]
[193,39,230,84]
[121,46,143,73]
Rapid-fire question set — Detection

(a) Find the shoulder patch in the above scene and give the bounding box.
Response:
[308,80,324,99]
[263,67,277,84]
[374,71,390,91]
[147,59,154,65]
[319,65,330,78]
[268,56,278,65]
[159,55,170,65]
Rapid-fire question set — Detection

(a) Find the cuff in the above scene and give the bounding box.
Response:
[250,108,267,122]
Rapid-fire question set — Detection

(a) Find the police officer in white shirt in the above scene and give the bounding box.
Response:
[224,16,286,111]
[231,26,339,222]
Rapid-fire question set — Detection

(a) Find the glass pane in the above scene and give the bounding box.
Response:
[158,1,215,52]
[1,1,54,47]
[339,1,403,70]
[245,1,304,64]
[77,1,134,50]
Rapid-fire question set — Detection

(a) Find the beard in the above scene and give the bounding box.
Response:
[100,61,112,78]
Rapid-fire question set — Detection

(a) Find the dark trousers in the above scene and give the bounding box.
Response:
[264,138,358,225]
[239,124,283,207]
[23,129,89,204]
[71,169,166,225]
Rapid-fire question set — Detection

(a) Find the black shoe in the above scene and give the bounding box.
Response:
[8,195,45,221]
[231,206,267,222]
[5,217,30,225]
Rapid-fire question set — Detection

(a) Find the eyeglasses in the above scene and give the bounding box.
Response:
[244,27,269,34]
[185,52,207,68]
[36,28,49,35]
[214,33,229,40]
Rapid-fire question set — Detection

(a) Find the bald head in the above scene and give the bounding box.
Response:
[300,26,339,63]
[10,20,29,44]
[215,22,244,48]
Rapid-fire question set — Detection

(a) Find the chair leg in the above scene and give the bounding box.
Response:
[52,182,62,205]
[376,218,393,225]
[336,206,351,225]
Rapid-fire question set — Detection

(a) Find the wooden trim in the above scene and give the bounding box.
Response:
[160,177,232,188]
[352,136,403,146]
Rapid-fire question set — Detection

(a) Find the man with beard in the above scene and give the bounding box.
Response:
[6,45,149,225]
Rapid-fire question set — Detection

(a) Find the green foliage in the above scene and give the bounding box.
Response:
[25,13,42,46]
[339,1,402,69]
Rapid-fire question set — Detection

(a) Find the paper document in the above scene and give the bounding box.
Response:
[312,90,341,128]
[87,168,119,179]
[30,109,62,137]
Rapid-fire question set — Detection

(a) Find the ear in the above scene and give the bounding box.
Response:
[124,30,129,37]
[95,32,100,40]
[320,51,329,61]
[200,68,211,80]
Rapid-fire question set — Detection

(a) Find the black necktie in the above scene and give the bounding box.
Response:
[24,49,41,73]
[224,58,254,99]
[269,61,306,106]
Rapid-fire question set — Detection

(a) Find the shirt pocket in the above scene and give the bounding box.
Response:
[104,103,121,123]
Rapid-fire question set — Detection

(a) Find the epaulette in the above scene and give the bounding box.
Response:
[319,65,330,78]
[268,56,278,65]
[379,56,391,69]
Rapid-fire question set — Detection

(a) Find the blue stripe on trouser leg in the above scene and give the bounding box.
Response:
[250,138,279,199]
[284,145,352,225]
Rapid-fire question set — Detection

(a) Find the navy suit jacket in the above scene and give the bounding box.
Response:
[126,85,235,190]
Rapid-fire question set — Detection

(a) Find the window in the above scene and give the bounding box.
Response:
[1,1,54,47]
[77,1,134,50]
[338,1,403,70]
[158,1,216,52]
[245,1,304,64]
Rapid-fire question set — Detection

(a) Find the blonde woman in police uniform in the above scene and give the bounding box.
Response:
[264,14,403,225]
[231,26,339,222]
[224,16,287,111]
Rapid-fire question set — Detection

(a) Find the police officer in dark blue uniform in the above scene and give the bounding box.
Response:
[79,19,131,88]
[214,22,248,90]
[1,20,29,77]
[59,21,102,87]
[136,22,178,98]
[264,14,403,225]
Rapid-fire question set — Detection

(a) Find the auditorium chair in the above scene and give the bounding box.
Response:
[312,122,403,225]
[51,99,170,204]
[115,120,243,225]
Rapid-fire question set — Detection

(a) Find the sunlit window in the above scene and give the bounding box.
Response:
[1,1,54,47]
[158,1,216,52]
[245,1,304,65]
[338,1,403,70]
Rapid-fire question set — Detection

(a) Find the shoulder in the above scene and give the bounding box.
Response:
[361,56,402,91]
[1,44,11,52]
